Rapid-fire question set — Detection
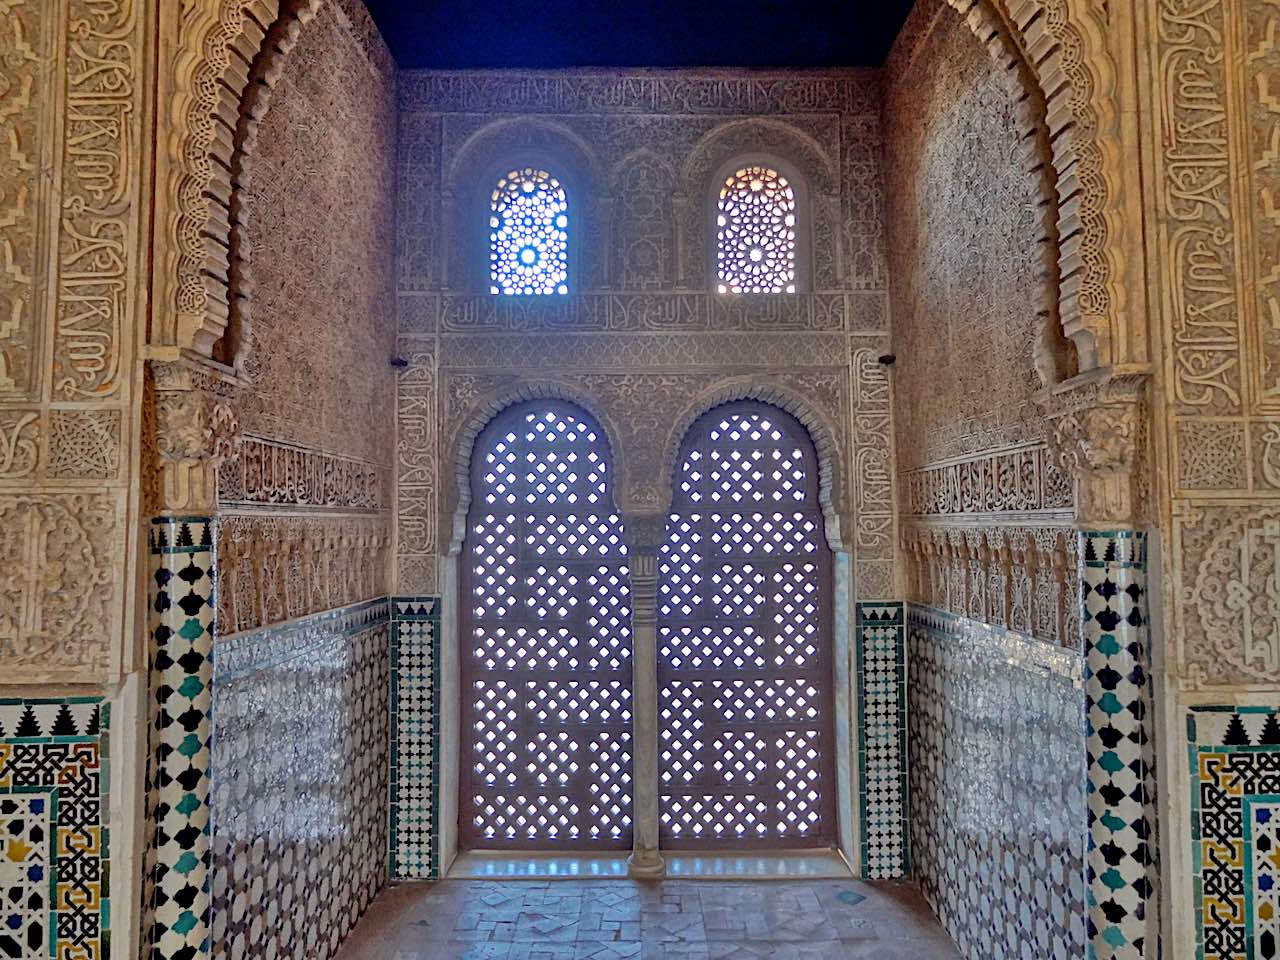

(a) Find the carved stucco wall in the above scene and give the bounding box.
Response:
[214,0,397,637]
[393,69,896,601]
[0,3,154,958]
[886,0,1079,644]
[0,0,150,685]
[884,6,1085,957]
[1143,1,1280,956]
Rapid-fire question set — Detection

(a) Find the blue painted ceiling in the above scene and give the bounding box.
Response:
[362,0,917,69]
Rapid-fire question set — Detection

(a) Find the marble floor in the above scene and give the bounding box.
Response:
[334,878,962,959]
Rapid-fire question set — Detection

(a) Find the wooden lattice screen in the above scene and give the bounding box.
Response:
[461,402,634,849]
[657,402,836,848]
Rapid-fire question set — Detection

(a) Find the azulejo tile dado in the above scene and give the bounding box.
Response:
[210,599,391,960]
[1081,531,1152,960]
[1189,706,1280,960]
[856,601,907,880]
[147,516,216,960]
[907,604,1085,960]
[390,596,441,879]
[0,697,110,960]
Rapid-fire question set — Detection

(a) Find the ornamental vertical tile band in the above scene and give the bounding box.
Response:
[856,601,907,880]
[0,698,110,960]
[1189,707,1280,960]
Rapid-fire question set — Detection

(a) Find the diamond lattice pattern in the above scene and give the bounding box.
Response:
[658,404,835,847]
[463,405,633,848]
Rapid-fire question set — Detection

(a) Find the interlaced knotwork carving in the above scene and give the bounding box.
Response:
[461,402,634,849]
[658,402,835,847]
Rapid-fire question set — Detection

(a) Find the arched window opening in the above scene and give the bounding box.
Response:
[461,402,633,849]
[658,401,835,848]
[716,165,798,294]
[489,168,569,295]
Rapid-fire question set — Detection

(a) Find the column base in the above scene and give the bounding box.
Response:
[627,850,666,879]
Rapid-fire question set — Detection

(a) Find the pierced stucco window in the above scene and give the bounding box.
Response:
[460,402,634,849]
[657,401,836,848]
[716,165,798,294]
[489,167,570,295]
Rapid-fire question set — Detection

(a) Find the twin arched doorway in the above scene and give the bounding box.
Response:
[459,399,837,855]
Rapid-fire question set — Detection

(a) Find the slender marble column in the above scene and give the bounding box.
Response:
[627,552,665,877]
[148,516,216,960]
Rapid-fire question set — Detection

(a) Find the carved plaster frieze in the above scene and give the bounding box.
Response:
[216,512,391,636]
[902,520,1079,648]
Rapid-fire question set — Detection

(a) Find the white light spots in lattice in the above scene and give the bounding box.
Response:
[716,166,797,294]
[464,406,632,848]
[658,406,832,846]
[490,168,569,296]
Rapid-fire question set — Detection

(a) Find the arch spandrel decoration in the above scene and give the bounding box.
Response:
[440,376,850,560]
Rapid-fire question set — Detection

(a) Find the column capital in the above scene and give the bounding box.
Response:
[147,352,243,515]
[1039,365,1151,529]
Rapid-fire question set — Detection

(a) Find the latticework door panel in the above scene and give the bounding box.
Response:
[461,403,633,849]
[658,403,835,848]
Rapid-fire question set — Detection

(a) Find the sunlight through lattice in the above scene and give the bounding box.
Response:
[464,406,633,848]
[716,165,797,294]
[490,168,569,295]
[658,404,833,847]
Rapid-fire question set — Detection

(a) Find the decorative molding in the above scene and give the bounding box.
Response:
[399,291,863,333]
[398,69,880,115]
[902,520,1079,649]
[903,444,1073,518]
[216,513,391,636]
[396,345,437,595]
[217,435,387,512]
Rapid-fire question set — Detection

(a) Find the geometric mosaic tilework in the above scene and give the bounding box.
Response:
[1082,530,1152,960]
[1247,799,1280,960]
[907,604,1086,960]
[0,697,109,960]
[209,598,391,960]
[390,597,440,880]
[1188,707,1280,960]
[856,601,908,880]
[148,516,215,960]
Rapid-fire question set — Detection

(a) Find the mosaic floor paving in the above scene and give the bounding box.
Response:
[334,878,962,959]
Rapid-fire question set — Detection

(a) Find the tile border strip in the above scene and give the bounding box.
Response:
[1187,705,1280,960]
[0,697,110,959]
[147,516,215,960]
[1081,530,1151,960]
[855,600,908,880]
[390,596,442,880]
